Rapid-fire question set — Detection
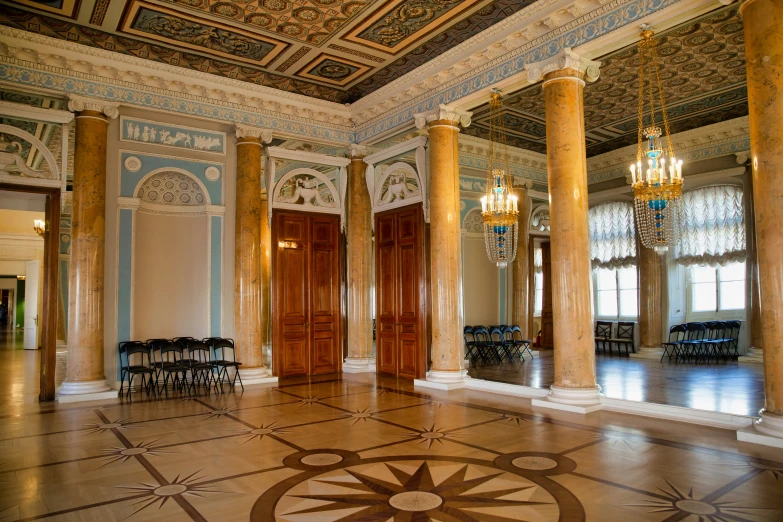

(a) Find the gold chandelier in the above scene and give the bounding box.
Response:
[630,26,684,255]
[480,90,519,268]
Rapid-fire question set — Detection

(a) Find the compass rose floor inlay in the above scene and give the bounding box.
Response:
[0,374,781,521]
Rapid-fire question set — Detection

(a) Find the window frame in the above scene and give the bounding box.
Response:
[686,262,746,318]
[592,266,639,321]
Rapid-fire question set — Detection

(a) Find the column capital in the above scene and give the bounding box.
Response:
[349,144,371,159]
[526,48,601,84]
[414,104,472,129]
[235,124,273,143]
[67,94,119,119]
[514,178,533,190]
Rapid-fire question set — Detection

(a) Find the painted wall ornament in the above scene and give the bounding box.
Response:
[272,168,342,218]
[124,156,142,173]
[121,117,227,154]
[205,166,221,181]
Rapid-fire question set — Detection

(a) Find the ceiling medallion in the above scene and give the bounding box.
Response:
[629,26,684,255]
[480,90,519,268]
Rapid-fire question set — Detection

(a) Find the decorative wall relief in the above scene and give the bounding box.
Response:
[462,207,485,240]
[0,124,60,180]
[136,171,208,206]
[374,162,420,207]
[275,170,338,210]
[120,117,226,155]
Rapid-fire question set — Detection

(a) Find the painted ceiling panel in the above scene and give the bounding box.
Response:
[0,0,536,103]
[464,4,748,157]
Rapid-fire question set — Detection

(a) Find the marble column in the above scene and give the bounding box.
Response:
[57,95,118,402]
[528,51,603,413]
[738,0,783,446]
[260,191,272,362]
[638,244,663,349]
[511,186,531,337]
[741,165,763,362]
[413,105,472,390]
[234,125,276,385]
[344,146,375,373]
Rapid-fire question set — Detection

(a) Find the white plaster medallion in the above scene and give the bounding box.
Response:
[124,156,142,172]
[300,453,343,466]
[205,166,221,181]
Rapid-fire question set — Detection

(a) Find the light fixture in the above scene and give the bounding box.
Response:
[480,90,519,268]
[33,219,46,238]
[630,25,684,255]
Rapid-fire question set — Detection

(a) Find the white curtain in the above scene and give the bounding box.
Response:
[589,201,637,269]
[534,247,542,274]
[678,184,745,266]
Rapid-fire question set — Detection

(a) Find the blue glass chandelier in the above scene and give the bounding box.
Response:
[630,26,684,255]
[480,91,519,268]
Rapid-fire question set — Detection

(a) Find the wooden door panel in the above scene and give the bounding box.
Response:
[374,205,425,379]
[309,215,339,375]
[311,248,334,315]
[273,211,340,377]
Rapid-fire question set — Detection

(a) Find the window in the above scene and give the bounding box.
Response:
[594,266,638,318]
[690,262,745,313]
[534,272,543,315]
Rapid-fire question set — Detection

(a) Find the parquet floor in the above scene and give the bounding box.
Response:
[0,372,782,521]
[469,352,766,417]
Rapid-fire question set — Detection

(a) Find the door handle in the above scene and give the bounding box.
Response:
[305,322,309,331]
[34,315,38,326]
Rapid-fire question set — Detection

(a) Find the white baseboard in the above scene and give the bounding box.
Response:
[737,426,783,449]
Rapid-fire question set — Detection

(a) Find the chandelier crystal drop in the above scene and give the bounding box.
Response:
[630,26,684,256]
[481,91,519,268]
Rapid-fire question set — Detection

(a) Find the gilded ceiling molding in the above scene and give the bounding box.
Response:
[67,94,120,119]
[525,47,601,84]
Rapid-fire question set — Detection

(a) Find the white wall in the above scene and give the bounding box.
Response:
[462,237,500,326]
[133,213,210,340]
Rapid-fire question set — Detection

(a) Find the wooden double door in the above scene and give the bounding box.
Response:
[272,211,341,378]
[375,205,426,379]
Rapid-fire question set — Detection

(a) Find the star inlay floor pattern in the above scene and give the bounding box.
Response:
[0,375,781,521]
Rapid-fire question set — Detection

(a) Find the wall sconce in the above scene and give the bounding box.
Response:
[33,219,46,237]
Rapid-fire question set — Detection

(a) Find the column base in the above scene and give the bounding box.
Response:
[737,410,783,448]
[532,385,603,414]
[629,346,664,360]
[343,357,376,373]
[738,346,763,364]
[56,379,117,403]
[414,370,470,390]
[237,367,278,386]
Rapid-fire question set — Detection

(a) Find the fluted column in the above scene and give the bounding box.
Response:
[638,244,663,349]
[414,105,472,390]
[512,186,532,336]
[344,145,375,373]
[738,0,783,445]
[528,51,603,413]
[234,125,276,385]
[58,95,118,402]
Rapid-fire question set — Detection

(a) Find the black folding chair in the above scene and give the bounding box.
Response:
[512,325,534,359]
[490,326,513,363]
[464,326,479,366]
[472,327,495,365]
[146,338,170,392]
[119,341,156,401]
[662,324,687,361]
[154,341,190,398]
[725,320,741,358]
[205,337,244,391]
[681,322,707,362]
[184,339,219,394]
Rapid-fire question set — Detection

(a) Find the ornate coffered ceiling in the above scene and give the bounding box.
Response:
[463,4,747,157]
[0,0,538,103]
